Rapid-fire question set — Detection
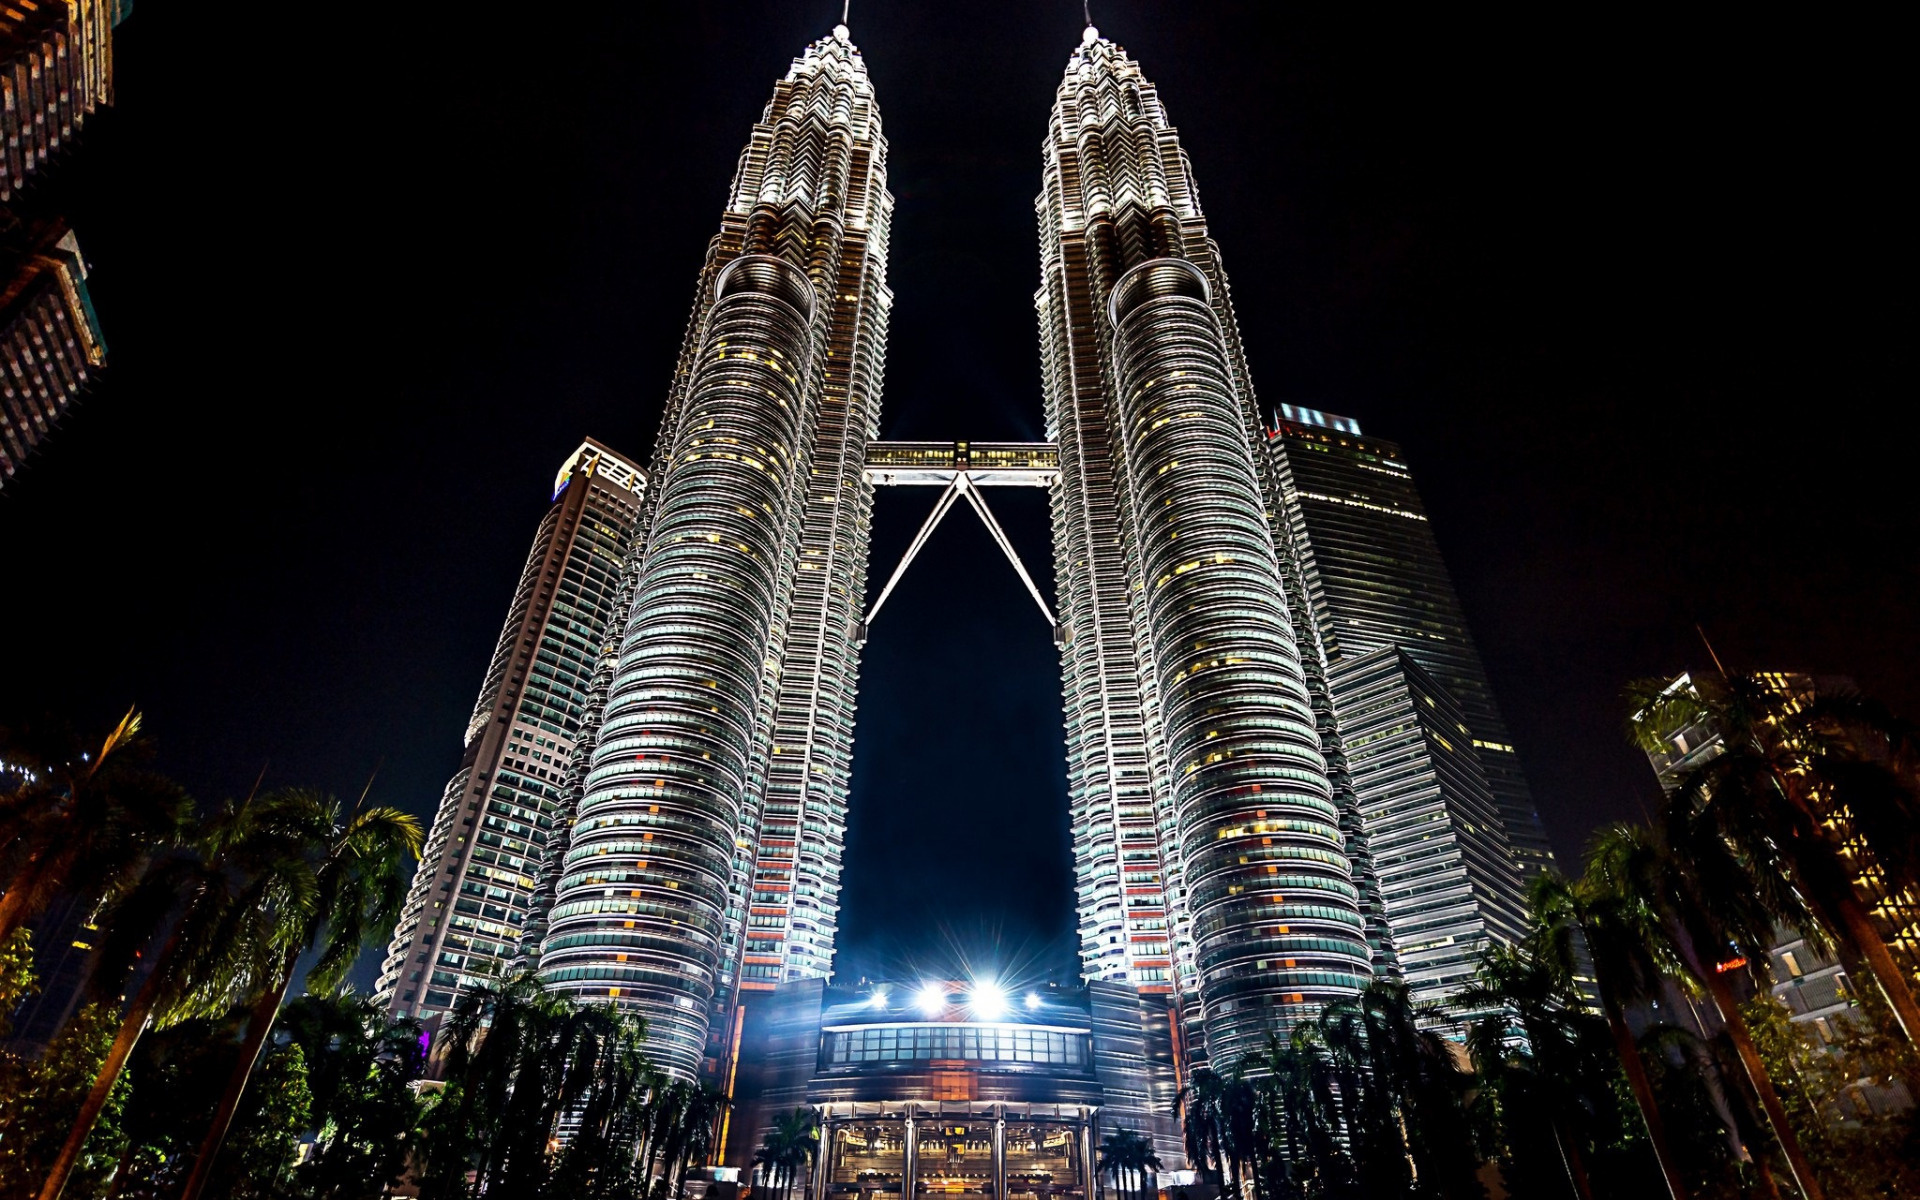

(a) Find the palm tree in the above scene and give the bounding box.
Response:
[1176,1068,1249,1199]
[1098,1130,1124,1200]
[0,710,190,945]
[1591,821,1828,1200]
[1356,982,1486,1200]
[1315,999,1410,1198]
[780,1106,821,1200]
[37,787,313,1200]
[753,1136,791,1200]
[756,1107,820,1200]
[1457,943,1606,1200]
[668,1082,727,1199]
[1135,1131,1162,1200]
[550,1010,660,1200]
[1529,866,1692,1200]
[421,973,639,1197]
[1631,673,1920,1043]
[1175,1069,1224,1193]
[1098,1127,1158,1200]
[277,990,431,1197]
[177,787,421,1200]
[1248,1034,1343,1198]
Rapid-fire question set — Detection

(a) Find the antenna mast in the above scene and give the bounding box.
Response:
[1695,623,1730,679]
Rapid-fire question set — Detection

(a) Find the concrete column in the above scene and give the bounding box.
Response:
[903,1110,918,1200]
[1080,1112,1099,1200]
[812,1120,836,1200]
[992,1107,1006,1200]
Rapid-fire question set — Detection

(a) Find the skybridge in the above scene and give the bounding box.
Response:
[859,441,1061,643]
[862,440,1058,487]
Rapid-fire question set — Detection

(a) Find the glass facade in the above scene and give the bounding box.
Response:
[1,226,106,490]
[1,0,127,202]
[823,1024,1090,1068]
[817,1117,1089,1200]
[375,441,646,1019]
[1265,412,1557,880]
[1327,647,1527,1013]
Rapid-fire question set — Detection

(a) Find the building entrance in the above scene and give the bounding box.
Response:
[815,1108,1093,1200]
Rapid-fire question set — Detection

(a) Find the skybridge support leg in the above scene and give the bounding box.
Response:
[859,473,1059,642]
[862,477,966,639]
[958,479,1057,629]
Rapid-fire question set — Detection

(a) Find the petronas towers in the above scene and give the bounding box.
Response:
[531,26,891,1080]
[385,21,1551,1083]
[1039,30,1382,1068]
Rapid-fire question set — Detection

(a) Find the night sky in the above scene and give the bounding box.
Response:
[2,4,1909,991]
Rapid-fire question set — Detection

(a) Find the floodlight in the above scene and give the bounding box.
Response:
[1025,991,1043,1010]
[969,979,1009,1021]
[869,986,890,1009]
[916,982,947,1016]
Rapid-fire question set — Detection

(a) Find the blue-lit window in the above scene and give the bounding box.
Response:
[824,1025,1089,1068]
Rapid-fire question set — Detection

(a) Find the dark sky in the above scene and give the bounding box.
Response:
[3,3,1910,991]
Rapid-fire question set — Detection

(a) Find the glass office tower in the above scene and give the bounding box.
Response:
[1266,406,1557,878]
[1038,27,1374,1068]
[534,25,892,1081]
[375,440,646,1018]
[0,223,105,490]
[1328,648,1527,1010]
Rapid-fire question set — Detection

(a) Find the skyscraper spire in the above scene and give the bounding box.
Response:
[534,27,892,1081]
[1036,29,1377,1067]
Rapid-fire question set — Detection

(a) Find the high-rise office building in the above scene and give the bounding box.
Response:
[534,25,892,1081]
[375,439,645,1018]
[1265,405,1556,878]
[1036,28,1373,1068]
[1,220,104,490]
[1,0,127,201]
[1,0,129,489]
[1329,648,1527,1009]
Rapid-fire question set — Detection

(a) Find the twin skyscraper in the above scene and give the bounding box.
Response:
[377,23,1553,1084]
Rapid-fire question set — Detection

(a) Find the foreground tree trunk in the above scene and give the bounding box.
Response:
[1551,1118,1595,1200]
[100,1138,139,1200]
[175,950,296,1200]
[0,875,36,947]
[38,928,182,1200]
[1766,762,1920,1046]
[1829,887,1920,1045]
[1601,997,1690,1200]
[1700,968,1825,1200]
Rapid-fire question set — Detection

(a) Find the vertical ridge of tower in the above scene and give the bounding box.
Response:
[1261,443,1402,985]
[1039,29,1375,1067]
[535,28,891,1081]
